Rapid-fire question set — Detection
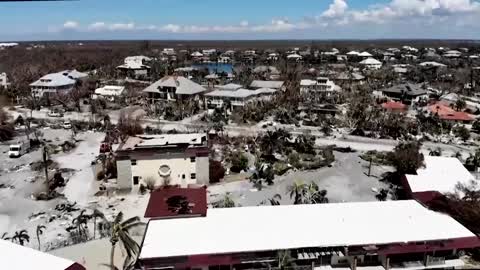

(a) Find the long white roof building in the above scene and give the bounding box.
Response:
[139,200,476,260]
[0,239,85,270]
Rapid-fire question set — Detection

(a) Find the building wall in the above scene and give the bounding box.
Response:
[131,155,198,188]
[116,159,133,190]
[196,156,209,186]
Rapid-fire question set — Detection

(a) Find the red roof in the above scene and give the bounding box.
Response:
[381,101,407,111]
[144,186,207,219]
[428,103,474,121]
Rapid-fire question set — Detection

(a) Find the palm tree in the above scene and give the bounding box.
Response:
[287,181,306,204]
[36,225,46,250]
[12,229,30,246]
[277,250,296,270]
[108,212,145,270]
[72,210,90,241]
[213,193,236,208]
[92,209,107,240]
[304,182,329,204]
[1,232,10,240]
[268,194,282,206]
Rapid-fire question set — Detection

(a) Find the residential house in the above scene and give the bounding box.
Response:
[30,69,88,98]
[402,156,475,204]
[115,133,209,191]
[441,93,480,112]
[381,101,407,112]
[443,50,462,58]
[202,49,217,56]
[267,53,279,61]
[419,61,446,68]
[94,85,125,99]
[300,77,340,96]
[427,102,474,123]
[117,56,151,79]
[138,200,480,270]
[359,58,382,70]
[253,66,281,80]
[287,53,302,61]
[380,83,428,104]
[190,51,204,59]
[334,72,365,86]
[0,72,9,89]
[0,239,85,270]
[357,51,373,58]
[205,87,277,109]
[162,48,176,56]
[143,76,207,103]
[249,80,285,91]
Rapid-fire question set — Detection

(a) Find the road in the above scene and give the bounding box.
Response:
[13,107,476,156]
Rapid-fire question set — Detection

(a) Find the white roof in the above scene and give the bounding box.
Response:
[205,88,276,99]
[358,51,373,57]
[191,51,203,57]
[360,58,382,65]
[405,156,475,194]
[30,72,76,87]
[250,80,284,89]
[287,53,302,59]
[125,55,152,62]
[94,85,125,96]
[0,240,80,270]
[216,83,243,91]
[139,200,475,259]
[143,76,206,95]
[346,51,359,55]
[419,61,446,67]
[117,63,150,70]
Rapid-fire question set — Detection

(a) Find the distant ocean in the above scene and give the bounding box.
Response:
[192,63,233,74]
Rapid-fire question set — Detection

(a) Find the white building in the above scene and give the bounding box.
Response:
[358,51,373,58]
[94,85,125,98]
[30,70,88,98]
[359,58,382,70]
[404,156,475,197]
[300,77,340,96]
[162,48,175,55]
[115,133,209,191]
[205,87,277,108]
[0,72,10,89]
[419,61,447,68]
[117,56,151,78]
[287,53,302,61]
[143,75,207,102]
[139,200,478,270]
[0,239,85,270]
[0,43,18,49]
[250,80,285,91]
[443,50,462,58]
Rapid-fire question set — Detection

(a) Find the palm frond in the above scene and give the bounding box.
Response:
[114,212,124,224]
[122,222,146,232]
[99,263,120,270]
[121,216,140,226]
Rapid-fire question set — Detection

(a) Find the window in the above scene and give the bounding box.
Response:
[191,173,196,179]
[131,159,137,166]
[182,174,185,179]
[133,176,139,185]
[190,156,196,162]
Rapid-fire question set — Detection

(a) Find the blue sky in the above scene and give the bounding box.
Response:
[1,0,480,41]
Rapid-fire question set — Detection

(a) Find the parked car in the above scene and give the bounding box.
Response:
[8,141,30,158]
[63,121,72,129]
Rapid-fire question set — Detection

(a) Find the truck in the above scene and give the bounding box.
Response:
[8,141,30,158]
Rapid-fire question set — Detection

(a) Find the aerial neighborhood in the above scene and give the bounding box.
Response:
[2,33,480,270]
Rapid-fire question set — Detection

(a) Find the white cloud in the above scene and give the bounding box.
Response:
[87,22,135,31]
[63,21,79,30]
[322,0,348,18]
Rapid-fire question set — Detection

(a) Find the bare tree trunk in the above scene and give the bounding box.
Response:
[110,243,116,270]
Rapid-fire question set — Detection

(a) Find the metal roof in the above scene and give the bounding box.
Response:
[143,76,206,95]
[140,200,476,259]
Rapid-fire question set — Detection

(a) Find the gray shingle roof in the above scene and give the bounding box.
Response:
[382,83,427,96]
[143,76,206,95]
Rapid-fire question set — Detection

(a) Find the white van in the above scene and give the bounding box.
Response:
[8,141,30,158]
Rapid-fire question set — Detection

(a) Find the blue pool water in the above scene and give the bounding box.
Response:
[192,63,233,74]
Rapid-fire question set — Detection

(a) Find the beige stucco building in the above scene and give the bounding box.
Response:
[115,133,209,191]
